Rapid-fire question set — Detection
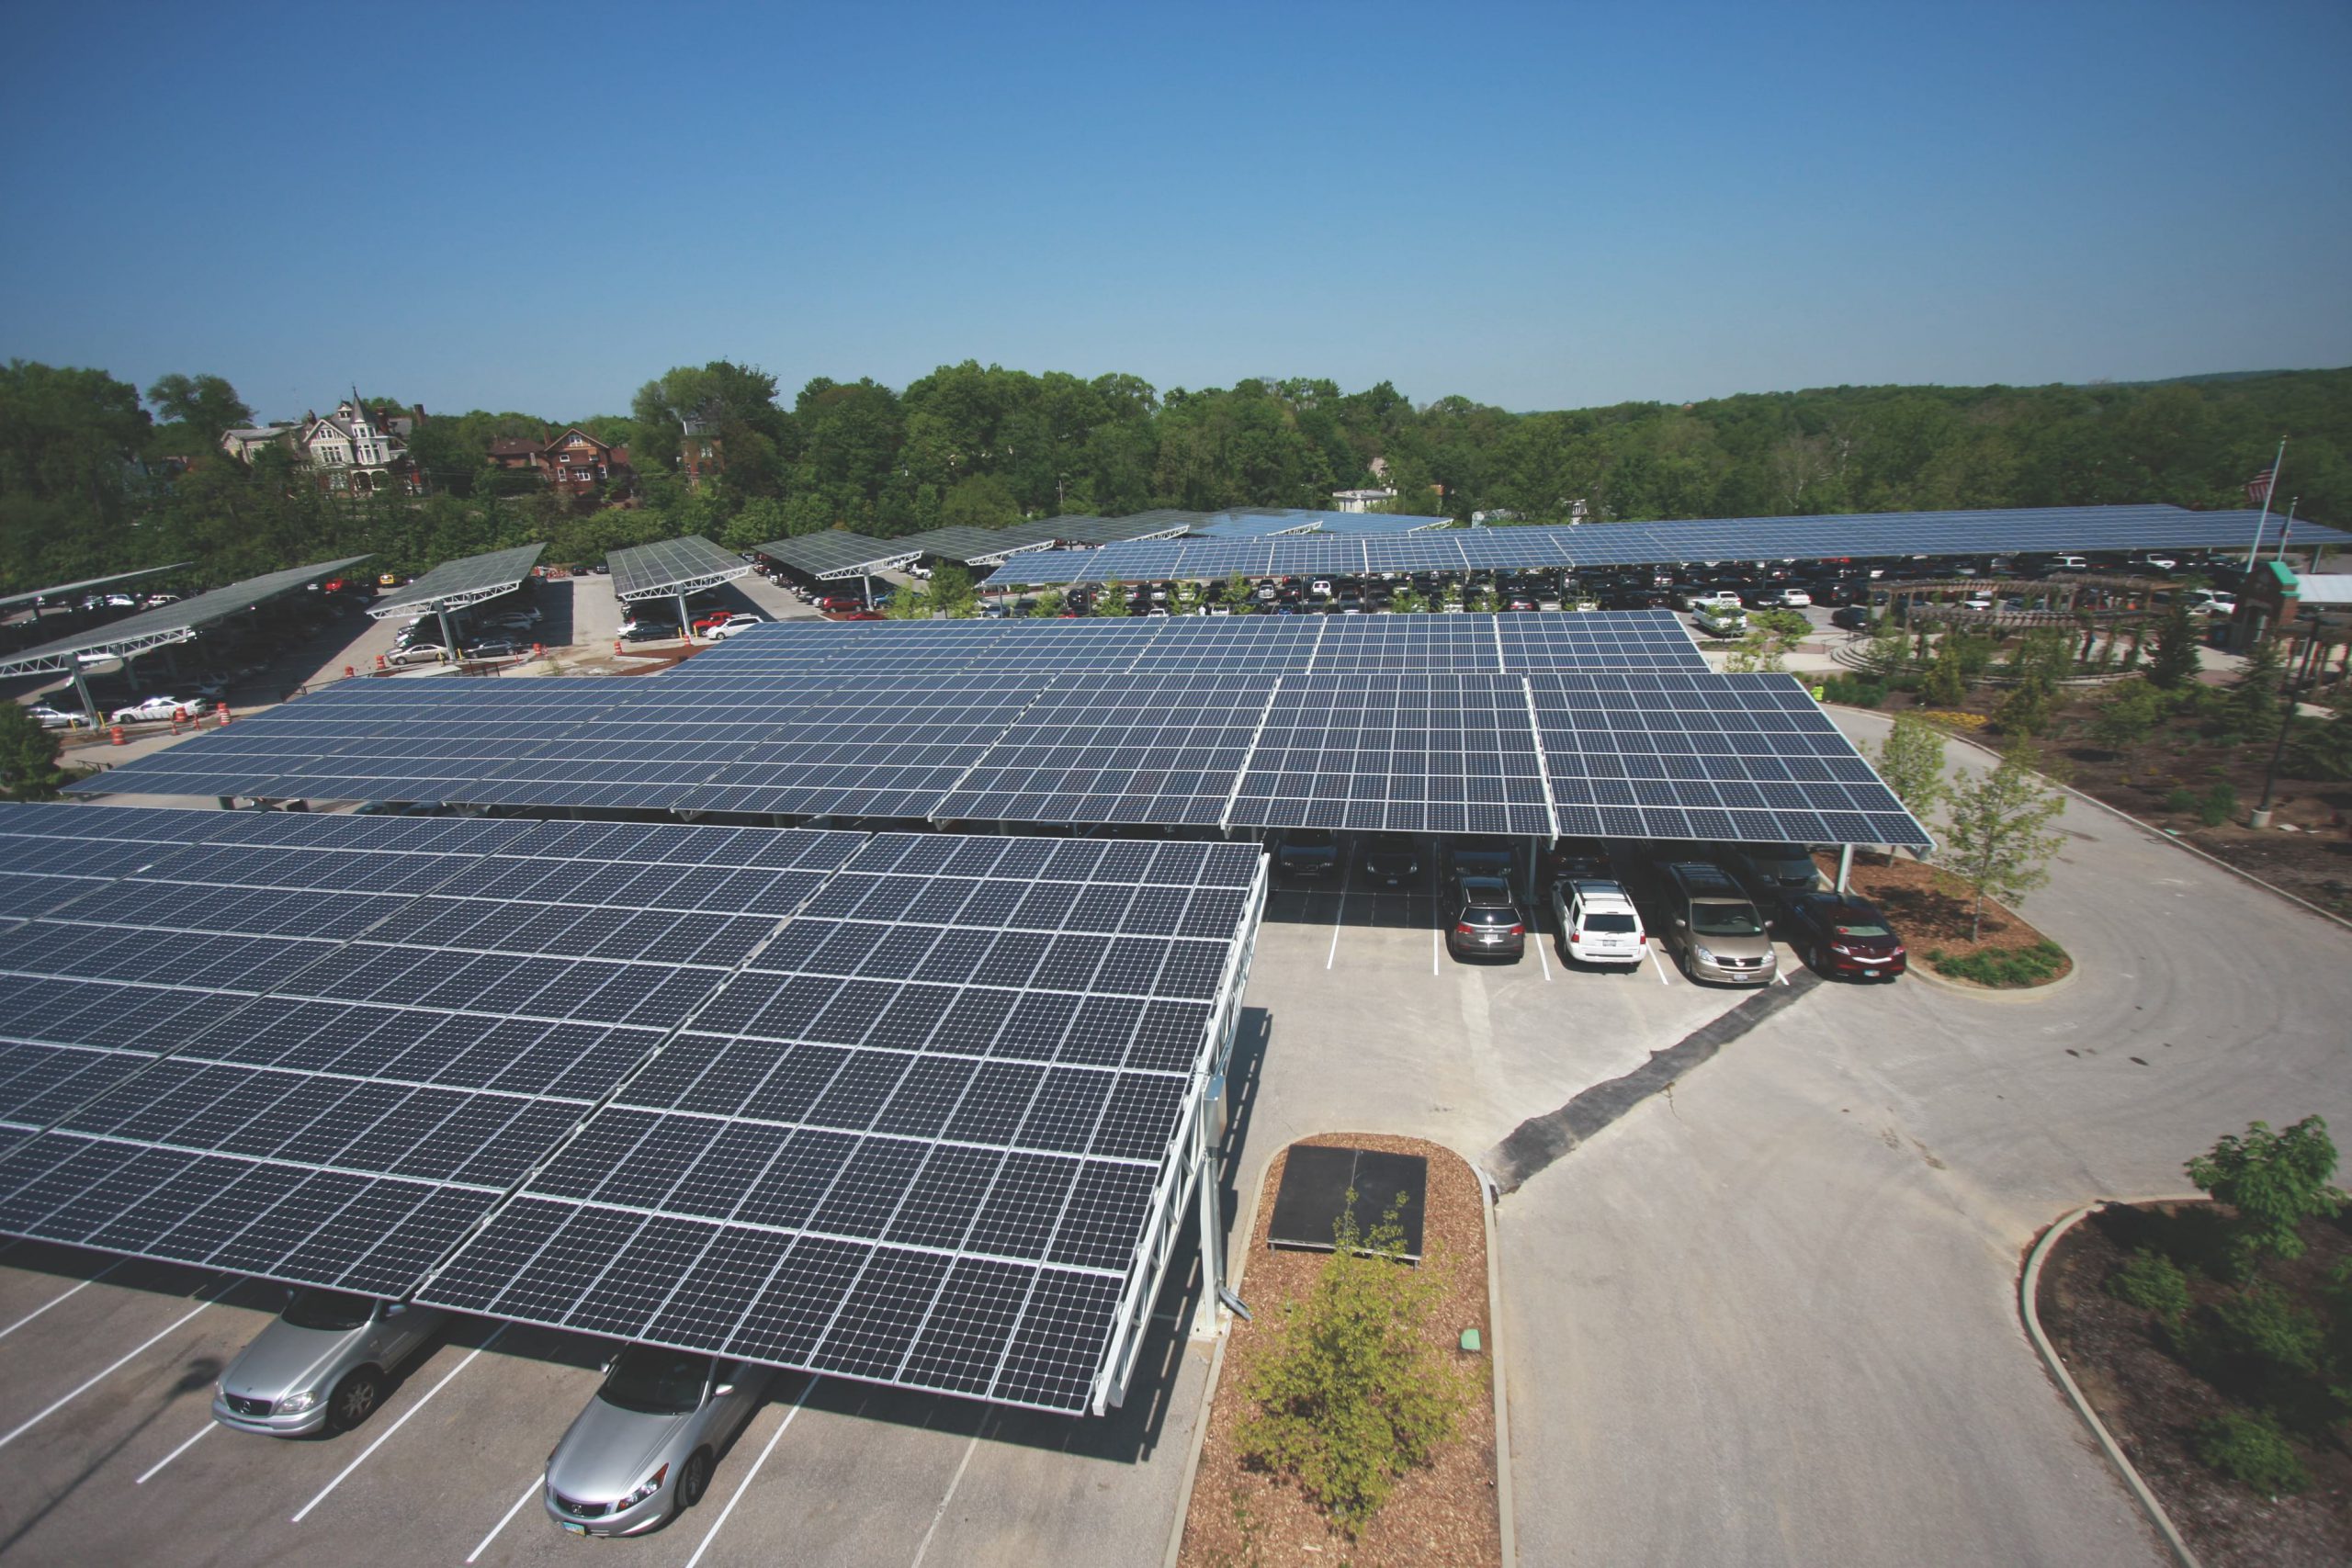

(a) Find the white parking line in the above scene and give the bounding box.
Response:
[134,1420,213,1484]
[1645,943,1673,986]
[1324,864,1351,970]
[909,1411,993,1568]
[290,1326,503,1523]
[1430,927,1441,975]
[1532,922,1553,982]
[464,1475,544,1563]
[0,1280,225,1452]
[682,1376,820,1568]
[0,1261,119,1342]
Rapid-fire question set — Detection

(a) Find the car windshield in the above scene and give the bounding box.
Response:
[282,1289,375,1332]
[599,1348,711,1415]
[1832,919,1892,939]
[1285,831,1334,850]
[1690,900,1764,937]
[1580,912,1638,933]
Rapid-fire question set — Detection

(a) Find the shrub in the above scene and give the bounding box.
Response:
[1820,675,1885,707]
[2194,1411,2309,1495]
[2186,1116,2345,1269]
[1236,1192,1473,1532]
[1924,942,2067,987]
[2107,1249,2191,1323]
[2162,787,2200,815]
[2197,783,2237,828]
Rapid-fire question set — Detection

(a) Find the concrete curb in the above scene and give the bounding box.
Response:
[1479,1168,1519,1568]
[2019,1199,2205,1568]
[1905,953,2083,1004]
[1159,1331,1227,1568]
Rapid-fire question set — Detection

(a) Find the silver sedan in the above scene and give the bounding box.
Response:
[544,1348,775,1536]
[213,1290,447,1437]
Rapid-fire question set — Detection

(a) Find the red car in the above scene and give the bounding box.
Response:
[1780,893,1908,981]
[842,609,885,620]
[814,594,866,613]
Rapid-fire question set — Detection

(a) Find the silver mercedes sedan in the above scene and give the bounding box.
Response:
[544,1348,775,1536]
[212,1289,448,1437]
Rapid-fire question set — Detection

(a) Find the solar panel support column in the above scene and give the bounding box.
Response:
[71,668,101,728]
[437,607,458,659]
[1837,842,1853,895]
[1189,1082,1226,1344]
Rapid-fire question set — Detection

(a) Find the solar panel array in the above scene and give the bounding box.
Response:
[982,504,2351,587]
[73,615,1932,847]
[0,556,376,677]
[753,534,922,581]
[608,536,754,602]
[369,545,548,619]
[0,562,192,614]
[0,804,1264,1415]
[1191,509,1450,537]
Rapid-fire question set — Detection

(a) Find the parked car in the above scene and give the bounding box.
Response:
[1828,604,1872,631]
[109,694,211,723]
[1448,877,1527,962]
[2181,589,2237,616]
[385,642,447,667]
[25,703,88,728]
[212,1290,448,1437]
[1275,829,1340,880]
[1358,837,1422,886]
[814,594,866,614]
[1648,861,1777,984]
[1720,842,1824,906]
[620,621,680,643]
[703,613,766,640]
[1779,892,1908,980]
[1552,878,1646,967]
[544,1349,775,1536]
[466,637,524,660]
[1693,603,1747,637]
[1445,840,1518,899]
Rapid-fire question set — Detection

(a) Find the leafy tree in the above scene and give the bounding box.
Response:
[1092,578,1131,617]
[1857,619,1912,677]
[937,474,1021,531]
[2281,707,2352,780]
[0,704,67,800]
[1920,635,1970,705]
[144,373,254,449]
[1025,588,1065,617]
[1219,573,1258,613]
[2218,635,2289,743]
[2147,604,2201,690]
[2089,680,2172,751]
[2187,1117,2344,1269]
[1940,741,2068,941]
[1235,1192,1471,1532]
[1872,714,1949,821]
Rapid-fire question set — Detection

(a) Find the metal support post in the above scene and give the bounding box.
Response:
[1190,1085,1226,1341]
[1837,842,1854,892]
[436,606,458,658]
[675,592,691,637]
[862,571,873,608]
[72,668,102,727]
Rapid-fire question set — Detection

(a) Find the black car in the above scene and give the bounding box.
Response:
[1779,893,1908,981]
[1359,838,1423,886]
[619,621,679,643]
[1275,829,1340,880]
[1448,878,1526,962]
[1829,605,1872,630]
[466,637,524,659]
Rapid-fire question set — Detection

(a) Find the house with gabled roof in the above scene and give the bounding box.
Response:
[296,392,424,495]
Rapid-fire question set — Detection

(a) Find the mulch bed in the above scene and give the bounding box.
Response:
[2037,1203,2352,1566]
[1810,851,2071,981]
[1178,1134,1499,1568]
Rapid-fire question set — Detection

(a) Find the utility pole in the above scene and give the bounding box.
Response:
[2251,607,2312,829]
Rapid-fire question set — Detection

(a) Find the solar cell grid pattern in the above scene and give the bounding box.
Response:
[753,533,918,580]
[608,535,753,602]
[1532,672,1929,847]
[419,833,1262,1413]
[0,556,374,674]
[1229,673,1553,836]
[369,544,547,617]
[0,806,865,1296]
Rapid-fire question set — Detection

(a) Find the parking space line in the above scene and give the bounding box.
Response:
[0,1261,119,1342]
[682,1376,820,1568]
[134,1420,213,1484]
[464,1475,544,1563]
[1532,922,1553,983]
[909,1411,994,1568]
[290,1325,503,1523]
[1324,863,1351,970]
[0,1280,226,1452]
[1430,927,1440,976]
[1645,944,1672,986]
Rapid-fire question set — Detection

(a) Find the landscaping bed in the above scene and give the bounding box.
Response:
[2037,1202,2352,1567]
[1179,1134,1499,1568]
[1811,851,2071,987]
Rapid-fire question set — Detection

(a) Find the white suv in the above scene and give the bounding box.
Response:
[1552,878,1646,967]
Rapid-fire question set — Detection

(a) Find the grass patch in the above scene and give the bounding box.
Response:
[1924,940,2068,987]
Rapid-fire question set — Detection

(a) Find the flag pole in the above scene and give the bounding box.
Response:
[2275,497,2297,564]
[2242,435,2286,571]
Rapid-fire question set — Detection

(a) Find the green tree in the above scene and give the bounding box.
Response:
[1093,578,1131,616]
[2089,680,2172,752]
[144,372,254,448]
[1857,619,1912,677]
[2147,604,2201,691]
[2220,635,2289,743]
[1025,587,1065,617]
[1219,573,1258,613]
[1872,713,1949,822]
[1940,741,2068,941]
[1234,1193,1472,1532]
[2282,706,2352,780]
[0,704,67,800]
[936,474,1022,531]
[2187,1116,2344,1270]
[1921,634,1970,705]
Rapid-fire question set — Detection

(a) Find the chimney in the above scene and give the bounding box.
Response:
[413,403,427,423]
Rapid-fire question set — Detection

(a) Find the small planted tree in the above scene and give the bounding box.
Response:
[0,704,67,802]
[1872,713,1949,823]
[1940,741,2067,941]
[2187,1116,2344,1271]
[2088,680,2171,753]
[1026,588,1065,618]
[1094,577,1131,617]
[2147,604,2200,691]
[1236,1191,1472,1532]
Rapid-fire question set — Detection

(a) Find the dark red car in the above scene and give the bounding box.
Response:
[1780,893,1907,980]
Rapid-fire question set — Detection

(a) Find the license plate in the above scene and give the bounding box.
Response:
[1862,969,1880,977]
[1481,934,1500,944]
[563,1524,587,1536]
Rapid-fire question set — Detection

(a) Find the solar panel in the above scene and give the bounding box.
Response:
[416,832,1264,1415]
[752,534,922,581]
[0,807,865,1296]
[368,545,547,619]
[608,536,755,602]
[0,556,376,678]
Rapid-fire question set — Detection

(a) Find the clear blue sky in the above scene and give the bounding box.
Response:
[3,1,2346,422]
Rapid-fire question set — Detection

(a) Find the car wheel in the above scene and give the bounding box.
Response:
[327,1368,383,1433]
[675,1448,713,1513]
[1809,943,1827,975]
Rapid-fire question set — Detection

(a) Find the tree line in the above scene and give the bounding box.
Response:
[3,356,2346,596]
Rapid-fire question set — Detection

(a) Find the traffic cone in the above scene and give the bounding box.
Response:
[345,665,356,679]
[217,707,232,727]
[110,725,125,746]
[374,654,387,671]
[614,638,623,654]
[532,642,543,658]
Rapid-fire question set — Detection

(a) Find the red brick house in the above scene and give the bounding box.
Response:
[678,412,724,489]
[486,429,633,498]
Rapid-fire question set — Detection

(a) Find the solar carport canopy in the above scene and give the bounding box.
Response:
[756,533,922,580]
[982,503,2351,587]
[608,535,753,602]
[0,563,193,613]
[368,544,547,619]
[74,612,1935,848]
[0,802,1266,1416]
[0,556,373,676]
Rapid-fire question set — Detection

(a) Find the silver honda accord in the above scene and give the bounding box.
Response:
[212,1289,448,1437]
[544,1348,774,1536]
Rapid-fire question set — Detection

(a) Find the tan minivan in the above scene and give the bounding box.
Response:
[1650,861,1777,985]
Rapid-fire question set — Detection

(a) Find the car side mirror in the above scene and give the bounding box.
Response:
[713,1382,737,1397]
[385,1303,407,1317]
[1672,916,1687,926]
